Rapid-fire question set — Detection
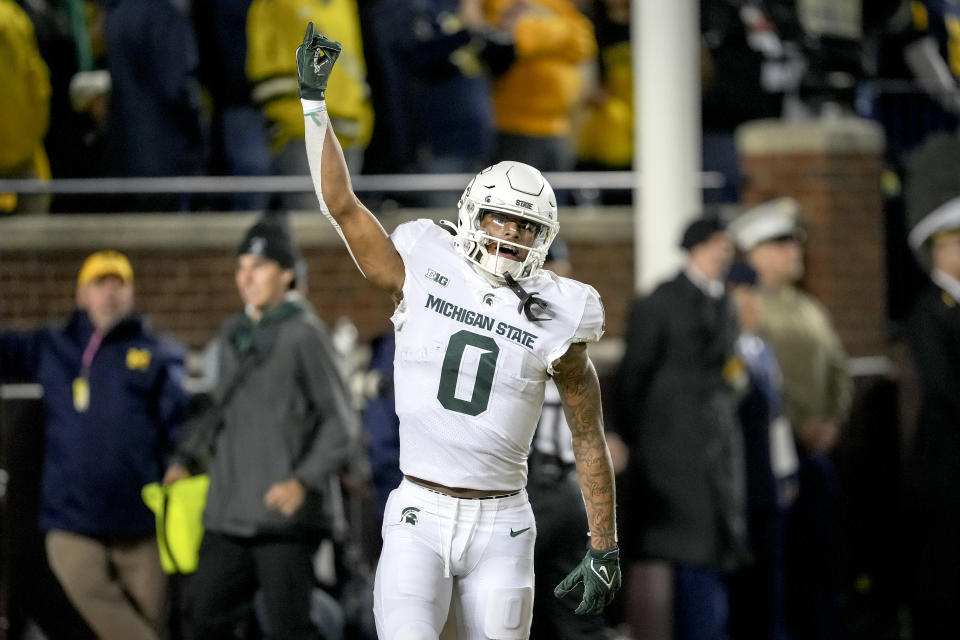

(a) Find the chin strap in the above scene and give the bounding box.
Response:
[503,272,551,322]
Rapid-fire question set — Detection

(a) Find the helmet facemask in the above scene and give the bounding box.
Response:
[453,162,559,283]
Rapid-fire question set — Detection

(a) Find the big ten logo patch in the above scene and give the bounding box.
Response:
[425,268,448,286]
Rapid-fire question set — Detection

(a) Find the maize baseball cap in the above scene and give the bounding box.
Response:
[77,250,134,286]
[728,197,806,252]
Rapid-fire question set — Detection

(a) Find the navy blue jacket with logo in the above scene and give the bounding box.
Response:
[0,311,189,537]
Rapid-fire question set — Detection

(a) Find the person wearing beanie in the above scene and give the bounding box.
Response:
[613,214,746,640]
[903,196,960,639]
[1,250,190,640]
[236,213,300,268]
[165,214,360,639]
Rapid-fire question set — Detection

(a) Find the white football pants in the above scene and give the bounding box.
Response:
[373,478,536,640]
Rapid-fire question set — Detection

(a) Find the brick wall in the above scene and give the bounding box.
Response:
[0,213,636,354]
[737,118,888,357]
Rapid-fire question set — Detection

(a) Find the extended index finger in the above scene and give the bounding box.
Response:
[303,21,315,47]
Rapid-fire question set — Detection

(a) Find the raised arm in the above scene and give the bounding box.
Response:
[550,341,621,615]
[298,23,405,300]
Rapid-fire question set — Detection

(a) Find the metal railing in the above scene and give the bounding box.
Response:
[0,171,727,197]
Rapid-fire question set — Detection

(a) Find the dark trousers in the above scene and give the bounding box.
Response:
[186,532,320,640]
[786,453,842,640]
[909,459,960,640]
[728,504,790,640]
[675,565,729,640]
[911,524,960,640]
[527,468,612,640]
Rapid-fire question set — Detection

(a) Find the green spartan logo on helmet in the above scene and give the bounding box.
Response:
[401,507,421,525]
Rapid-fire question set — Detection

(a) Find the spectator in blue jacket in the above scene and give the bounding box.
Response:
[0,250,190,640]
[363,0,512,202]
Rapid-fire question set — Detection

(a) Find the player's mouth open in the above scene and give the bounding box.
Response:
[489,243,520,260]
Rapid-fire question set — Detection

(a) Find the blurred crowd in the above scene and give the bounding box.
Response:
[3,1,960,640]
[3,0,959,213]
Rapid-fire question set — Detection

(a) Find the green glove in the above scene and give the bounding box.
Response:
[296,22,342,101]
[554,546,621,616]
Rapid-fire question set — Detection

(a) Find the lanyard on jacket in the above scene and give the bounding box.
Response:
[73,330,104,413]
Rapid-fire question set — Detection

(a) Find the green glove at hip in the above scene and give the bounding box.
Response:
[296,21,342,101]
[554,545,622,616]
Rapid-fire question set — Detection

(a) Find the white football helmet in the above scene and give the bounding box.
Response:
[453,161,559,281]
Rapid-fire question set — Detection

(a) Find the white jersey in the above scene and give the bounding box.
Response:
[390,219,604,490]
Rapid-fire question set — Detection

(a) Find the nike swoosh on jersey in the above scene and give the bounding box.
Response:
[510,527,531,537]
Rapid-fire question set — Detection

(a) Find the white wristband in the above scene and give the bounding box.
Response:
[301,98,326,115]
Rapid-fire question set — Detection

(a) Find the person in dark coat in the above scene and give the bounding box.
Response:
[904,196,960,640]
[614,215,746,640]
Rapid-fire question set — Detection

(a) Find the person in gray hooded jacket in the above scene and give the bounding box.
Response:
[164,213,359,640]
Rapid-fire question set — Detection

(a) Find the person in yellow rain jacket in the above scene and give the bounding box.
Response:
[0,0,52,214]
[246,0,373,210]
[577,0,632,171]
[484,0,596,180]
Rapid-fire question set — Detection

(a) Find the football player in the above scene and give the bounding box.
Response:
[296,23,620,639]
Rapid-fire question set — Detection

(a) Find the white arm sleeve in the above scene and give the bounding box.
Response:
[303,102,366,277]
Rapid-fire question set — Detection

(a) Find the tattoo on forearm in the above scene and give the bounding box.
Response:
[554,346,618,549]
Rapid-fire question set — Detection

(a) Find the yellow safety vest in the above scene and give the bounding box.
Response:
[141,474,210,574]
